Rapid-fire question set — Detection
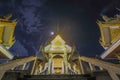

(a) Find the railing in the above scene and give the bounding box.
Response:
[0,44,13,59]
[79,56,120,80]
[39,68,48,75]
[0,56,36,80]
[1,54,119,80]
[68,64,77,74]
[39,63,48,75]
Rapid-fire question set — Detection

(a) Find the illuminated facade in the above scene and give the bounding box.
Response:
[0,14,17,47]
[42,35,76,74]
[98,15,120,59]
[0,14,17,59]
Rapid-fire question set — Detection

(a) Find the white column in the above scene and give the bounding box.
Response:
[30,58,37,75]
[48,59,52,74]
[39,64,42,73]
[48,54,52,74]
[22,63,26,70]
[89,63,95,71]
[64,52,68,74]
[77,60,81,74]
[61,61,64,74]
[99,67,103,70]
[79,57,85,74]
[52,61,54,74]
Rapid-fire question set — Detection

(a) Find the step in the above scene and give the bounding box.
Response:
[92,70,112,80]
[2,71,96,80]
[19,77,95,80]
[2,70,29,80]
[20,74,96,80]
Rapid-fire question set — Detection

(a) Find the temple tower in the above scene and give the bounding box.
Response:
[43,35,72,74]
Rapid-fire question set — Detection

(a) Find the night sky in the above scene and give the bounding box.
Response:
[0,0,120,57]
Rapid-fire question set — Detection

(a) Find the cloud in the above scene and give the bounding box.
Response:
[9,0,46,56]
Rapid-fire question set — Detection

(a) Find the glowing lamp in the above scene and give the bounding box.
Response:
[50,31,54,35]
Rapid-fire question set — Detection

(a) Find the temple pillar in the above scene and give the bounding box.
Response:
[48,54,52,74]
[61,61,64,74]
[99,67,104,70]
[78,57,85,74]
[39,63,43,73]
[64,52,68,74]
[17,64,26,70]
[77,60,82,74]
[28,58,37,75]
[52,60,55,74]
[33,62,39,75]
[89,63,96,71]
[31,59,37,75]
[22,63,26,70]
[37,63,42,74]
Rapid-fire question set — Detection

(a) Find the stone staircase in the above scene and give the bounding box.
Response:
[2,70,116,80]
[2,70,96,80]
[2,70,29,80]
[19,74,96,80]
[92,70,112,80]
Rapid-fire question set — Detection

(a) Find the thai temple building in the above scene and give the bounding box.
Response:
[98,15,120,59]
[1,14,120,80]
[43,35,74,74]
[0,14,17,59]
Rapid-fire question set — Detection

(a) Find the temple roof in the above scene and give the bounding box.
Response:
[44,35,72,53]
[51,35,65,45]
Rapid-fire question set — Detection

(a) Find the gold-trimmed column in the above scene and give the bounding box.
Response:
[89,63,96,71]
[78,57,85,74]
[48,53,52,74]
